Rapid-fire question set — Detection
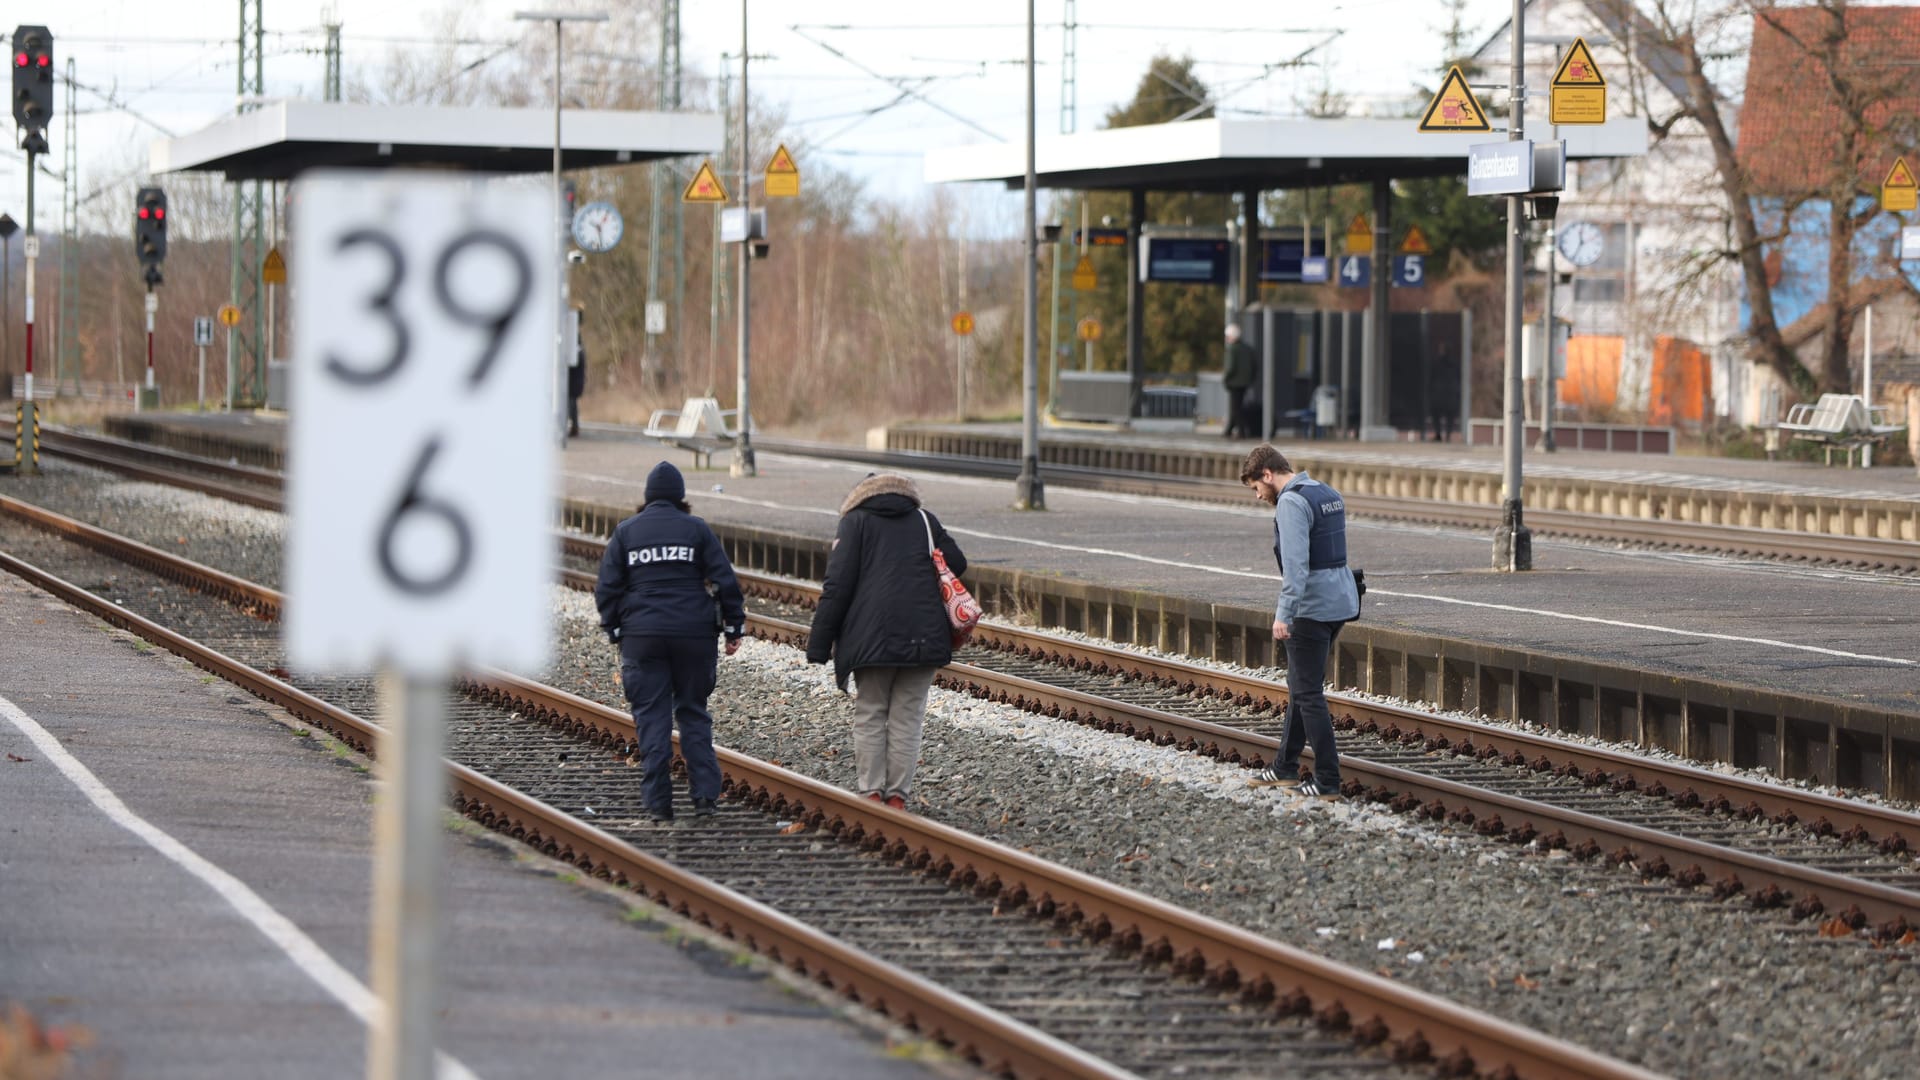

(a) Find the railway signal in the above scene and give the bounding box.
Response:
[136,187,168,287]
[11,25,53,154]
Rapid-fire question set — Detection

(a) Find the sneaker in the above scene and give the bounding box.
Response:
[646,807,675,823]
[1248,767,1303,789]
[863,791,885,803]
[692,798,717,817]
[884,794,908,811]
[1296,778,1341,801]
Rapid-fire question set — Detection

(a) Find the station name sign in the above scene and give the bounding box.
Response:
[1467,141,1534,196]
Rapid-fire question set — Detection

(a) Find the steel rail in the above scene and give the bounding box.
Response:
[0,538,1132,1079]
[0,497,1653,1080]
[15,422,1914,571]
[734,612,1920,932]
[677,560,1920,862]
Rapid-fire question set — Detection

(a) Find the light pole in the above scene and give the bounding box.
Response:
[1,214,15,390]
[1493,0,1532,571]
[1015,0,1045,509]
[733,0,756,477]
[517,10,608,451]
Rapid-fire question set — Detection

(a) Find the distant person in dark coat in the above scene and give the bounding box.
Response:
[1222,324,1258,439]
[567,336,587,438]
[595,461,747,823]
[805,473,967,811]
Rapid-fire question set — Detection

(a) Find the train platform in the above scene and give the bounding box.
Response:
[41,411,1920,788]
[899,420,1920,500]
[0,570,950,1080]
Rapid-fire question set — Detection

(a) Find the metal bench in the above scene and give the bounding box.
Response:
[643,397,747,470]
[1776,393,1907,467]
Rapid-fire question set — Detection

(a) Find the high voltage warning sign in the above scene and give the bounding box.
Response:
[765,144,800,198]
[1883,156,1917,213]
[683,160,728,203]
[1418,67,1489,133]
[1549,37,1607,125]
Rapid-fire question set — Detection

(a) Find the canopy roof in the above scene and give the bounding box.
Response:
[925,116,1648,191]
[152,101,724,181]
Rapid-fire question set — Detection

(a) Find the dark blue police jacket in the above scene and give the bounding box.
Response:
[595,501,746,639]
[1272,482,1348,575]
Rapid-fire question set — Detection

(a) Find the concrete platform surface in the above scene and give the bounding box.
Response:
[0,570,951,1080]
[560,438,1920,716]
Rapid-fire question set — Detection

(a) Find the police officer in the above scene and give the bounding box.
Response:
[595,461,747,823]
[1238,444,1359,800]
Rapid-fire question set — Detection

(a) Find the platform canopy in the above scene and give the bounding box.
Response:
[151,101,724,181]
[925,115,1647,191]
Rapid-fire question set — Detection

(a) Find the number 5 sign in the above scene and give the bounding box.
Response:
[287,173,556,676]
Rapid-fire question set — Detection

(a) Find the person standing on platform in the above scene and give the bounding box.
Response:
[595,462,747,823]
[805,473,968,811]
[1222,324,1258,439]
[567,310,587,438]
[1239,444,1359,800]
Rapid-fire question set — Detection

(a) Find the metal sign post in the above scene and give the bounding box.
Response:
[194,316,214,410]
[288,173,555,1080]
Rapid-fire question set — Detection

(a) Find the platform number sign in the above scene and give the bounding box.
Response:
[286,172,556,676]
[1337,254,1370,288]
[1392,255,1425,288]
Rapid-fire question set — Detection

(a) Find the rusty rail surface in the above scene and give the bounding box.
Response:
[0,497,1655,1080]
[591,549,1920,874]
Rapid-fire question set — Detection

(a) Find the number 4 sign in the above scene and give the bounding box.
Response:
[287,172,556,676]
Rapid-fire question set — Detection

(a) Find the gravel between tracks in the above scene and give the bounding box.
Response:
[8,462,1920,1080]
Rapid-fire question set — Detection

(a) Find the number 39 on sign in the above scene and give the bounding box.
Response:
[286,173,556,676]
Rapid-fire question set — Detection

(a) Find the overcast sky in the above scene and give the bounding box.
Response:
[3,0,1515,231]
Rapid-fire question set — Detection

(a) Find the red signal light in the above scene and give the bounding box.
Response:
[154,208,164,220]
[138,207,149,219]
[36,56,50,68]
[12,53,25,67]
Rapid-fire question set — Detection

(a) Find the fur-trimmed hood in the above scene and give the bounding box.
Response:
[840,472,922,515]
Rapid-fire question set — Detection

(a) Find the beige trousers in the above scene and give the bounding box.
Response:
[851,666,938,798]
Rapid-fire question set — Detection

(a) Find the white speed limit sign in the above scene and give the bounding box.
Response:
[286,172,556,676]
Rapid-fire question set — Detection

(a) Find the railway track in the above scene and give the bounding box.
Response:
[0,495,1659,1080]
[8,421,1916,571]
[18,428,1920,933]
[653,551,1920,937]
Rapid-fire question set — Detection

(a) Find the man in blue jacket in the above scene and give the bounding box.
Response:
[1239,444,1360,799]
[595,462,746,823]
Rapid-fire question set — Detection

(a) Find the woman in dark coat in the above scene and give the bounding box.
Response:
[805,473,967,810]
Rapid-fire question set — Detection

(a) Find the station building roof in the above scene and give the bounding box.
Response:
[151,101,724,181]
[925,115,1648,191]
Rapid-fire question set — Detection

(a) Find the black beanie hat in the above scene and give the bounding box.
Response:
[644,461,685,504]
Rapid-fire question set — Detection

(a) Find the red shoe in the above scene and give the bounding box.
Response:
[864,791,884,803]
[884,794,907,811]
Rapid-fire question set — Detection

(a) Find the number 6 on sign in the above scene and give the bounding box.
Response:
[286,172,556,677]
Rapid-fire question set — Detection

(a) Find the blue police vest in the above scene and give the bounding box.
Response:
[1273,482,1347,575]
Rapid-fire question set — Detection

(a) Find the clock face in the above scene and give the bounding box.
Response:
[1557,221,1604,267]
[571,201,624,254]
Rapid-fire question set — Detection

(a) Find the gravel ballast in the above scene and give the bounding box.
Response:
[7,462,1919,1079]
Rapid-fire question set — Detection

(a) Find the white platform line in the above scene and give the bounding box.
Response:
[571,469,1916,668]
[0,694,481,1080]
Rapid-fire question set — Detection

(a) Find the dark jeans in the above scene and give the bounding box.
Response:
[1277,617,1347,789]
[567,393,581,435]
[620,634,721,814]
[1225,388,1258,437]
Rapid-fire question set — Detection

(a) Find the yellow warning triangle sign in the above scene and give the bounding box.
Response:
[1886,157,1917,190]
[1418,66,1490,133]
[764,144,800,198]
[766,144,798,175]
[1550,38,1606,87]
[682,160,729,204]
[1071,255,1097,291]
[1345,214,1373,255]
[1400,225,1431,255]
